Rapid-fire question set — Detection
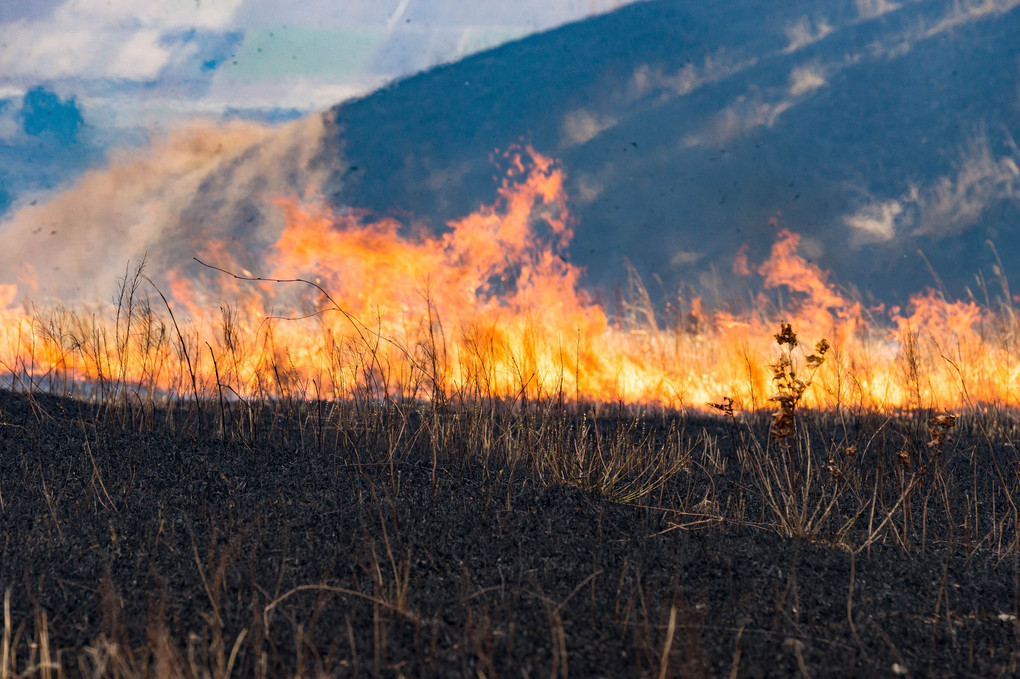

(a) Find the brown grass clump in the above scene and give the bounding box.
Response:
[768,322,829,441]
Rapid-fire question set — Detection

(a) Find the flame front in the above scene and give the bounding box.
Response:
[2,148,1018,412]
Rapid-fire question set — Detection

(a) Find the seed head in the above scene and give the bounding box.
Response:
[927,413,957,449]
[774,322,798,348]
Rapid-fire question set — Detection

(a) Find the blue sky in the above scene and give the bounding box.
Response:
[0,0,633,211]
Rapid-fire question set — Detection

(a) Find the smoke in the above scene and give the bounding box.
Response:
[783,16,833,53]
[855,0,901,20]
[921,0,1020,37]
[687,95,794,147]
[0,113,330,306]
[561,109,617,147]
[788,65,827,96]
[913,134,1020,237]
[628,52,756,103]
[843,200,903,244]
[679,62,839,148]
[842,132,1020,244]
[861,0,1020,61]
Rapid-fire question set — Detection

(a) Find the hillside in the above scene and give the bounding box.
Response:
[2,0,1018,308]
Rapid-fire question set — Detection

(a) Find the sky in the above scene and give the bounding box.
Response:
[0,0,634,211]
[2,0,1018,307]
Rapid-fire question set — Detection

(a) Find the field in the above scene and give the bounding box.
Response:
[4,369,1020,677]
[4,152,1020,677]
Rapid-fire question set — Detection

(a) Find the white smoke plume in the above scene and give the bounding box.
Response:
[0,113,330,306]
[843,132,1020,244]
[783,16,834,53]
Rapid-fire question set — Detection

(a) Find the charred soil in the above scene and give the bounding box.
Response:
[3,388,1020,677]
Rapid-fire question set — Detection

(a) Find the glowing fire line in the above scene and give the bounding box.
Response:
[1,148,1018,412]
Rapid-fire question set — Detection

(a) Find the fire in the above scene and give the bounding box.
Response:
[1,147,1018,412]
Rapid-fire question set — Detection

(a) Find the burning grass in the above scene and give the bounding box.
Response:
[4,148,1020,414]
[4,302,1020,676]
[4,149,1020,675]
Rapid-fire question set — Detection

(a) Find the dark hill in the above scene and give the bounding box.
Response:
[316,0,1020,306]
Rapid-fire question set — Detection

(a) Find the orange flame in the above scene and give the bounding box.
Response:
[2,147,1018,412]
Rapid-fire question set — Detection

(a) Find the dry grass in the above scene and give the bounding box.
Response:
[4,261,1020,676]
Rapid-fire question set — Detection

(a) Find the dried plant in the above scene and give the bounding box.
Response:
[768,322,829,441]
[927,413,957,452]
[725,323,852,540]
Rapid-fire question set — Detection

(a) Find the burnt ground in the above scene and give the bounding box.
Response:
[3,387,1020,678]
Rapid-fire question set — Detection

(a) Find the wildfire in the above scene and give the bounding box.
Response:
[1,147,1018,412]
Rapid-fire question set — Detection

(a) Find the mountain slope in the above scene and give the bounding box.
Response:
[321,0,1020,305]
[2,0,1018,308]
